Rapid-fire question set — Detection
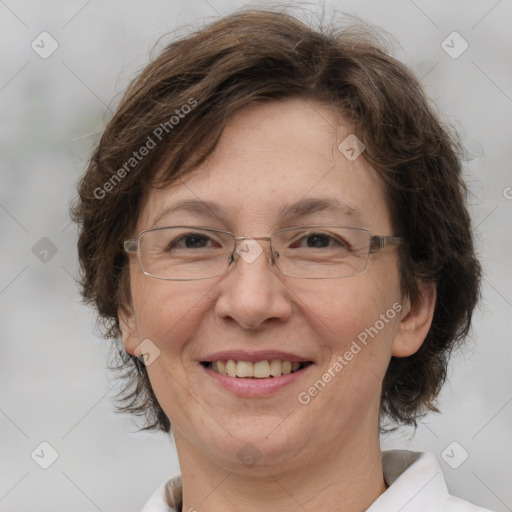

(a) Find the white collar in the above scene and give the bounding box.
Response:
[141,450,492,511]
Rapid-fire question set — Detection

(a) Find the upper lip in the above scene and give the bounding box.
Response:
[199,349,313,363]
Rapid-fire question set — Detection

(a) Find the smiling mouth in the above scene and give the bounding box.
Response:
[201,359,313,378]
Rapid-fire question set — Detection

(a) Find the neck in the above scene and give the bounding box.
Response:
[173,431,387,512]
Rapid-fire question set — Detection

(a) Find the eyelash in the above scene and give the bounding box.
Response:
[167,231,349,251]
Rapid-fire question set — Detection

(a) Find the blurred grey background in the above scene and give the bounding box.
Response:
[1,1,511,511]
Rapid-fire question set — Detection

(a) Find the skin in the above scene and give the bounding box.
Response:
[120,97,436,512]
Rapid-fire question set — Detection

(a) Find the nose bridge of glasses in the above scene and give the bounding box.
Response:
[234,235,271,242]
[232,235,277,265]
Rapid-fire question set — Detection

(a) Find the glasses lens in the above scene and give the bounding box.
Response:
[272,226,371,278]
[138,227,234,280]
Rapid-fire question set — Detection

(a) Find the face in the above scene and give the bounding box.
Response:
[120,97,429,473]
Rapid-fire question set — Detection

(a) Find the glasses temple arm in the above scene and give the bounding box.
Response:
[369,235,404,254]
[124,240,138,253]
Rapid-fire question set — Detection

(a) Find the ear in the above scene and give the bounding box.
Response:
[118,304,141,357]
[392,281,437,357]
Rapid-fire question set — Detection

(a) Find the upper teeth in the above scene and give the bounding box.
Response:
[209,360,303,378]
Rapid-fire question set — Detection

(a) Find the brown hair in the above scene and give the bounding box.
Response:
[72,8,481,432]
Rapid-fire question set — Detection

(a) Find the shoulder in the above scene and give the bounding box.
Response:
[140,451,495,512]
[141,474,182,512]
[366,450,494,511]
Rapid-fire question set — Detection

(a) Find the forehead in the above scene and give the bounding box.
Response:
[138,97,393,234]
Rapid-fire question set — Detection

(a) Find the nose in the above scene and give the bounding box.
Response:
[214,238,292,329]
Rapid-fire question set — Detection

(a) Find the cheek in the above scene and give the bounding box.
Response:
[131,274,213,362]
[130,277,216,424]
[292,279,402,431]
[292,266,402,388]
[295,264,401,345]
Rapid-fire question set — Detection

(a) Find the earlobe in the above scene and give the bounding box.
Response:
[392,281,437,358]
[118,304,140,356]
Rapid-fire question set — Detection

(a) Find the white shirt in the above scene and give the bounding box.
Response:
[141,450,493,511]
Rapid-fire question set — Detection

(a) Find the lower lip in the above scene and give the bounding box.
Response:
[201,364,314,397]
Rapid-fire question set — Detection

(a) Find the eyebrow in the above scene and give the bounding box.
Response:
[152,197,364,227]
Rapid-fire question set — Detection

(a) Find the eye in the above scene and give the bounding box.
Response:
[165,231,222,251]
[289,231,349,250]
[173,233,212,249]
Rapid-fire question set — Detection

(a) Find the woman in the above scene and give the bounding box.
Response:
[73,8,490,512]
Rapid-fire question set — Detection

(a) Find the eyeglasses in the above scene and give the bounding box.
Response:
[123,225,404,281]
